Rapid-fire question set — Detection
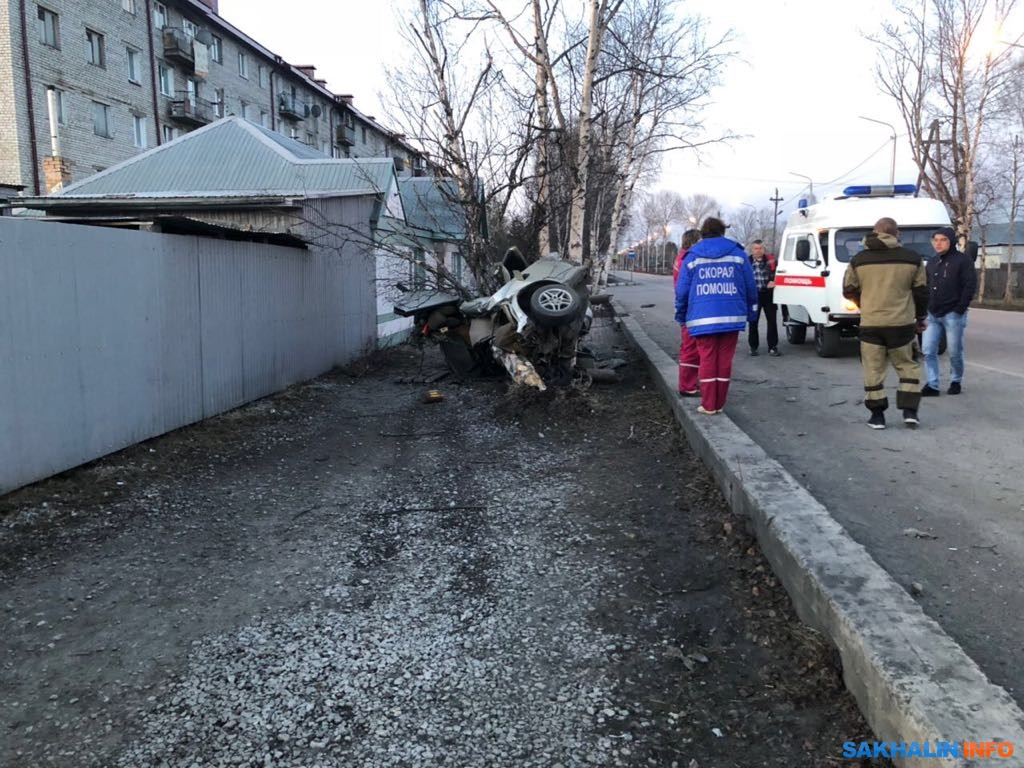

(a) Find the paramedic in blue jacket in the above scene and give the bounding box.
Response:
[674,216,759,414]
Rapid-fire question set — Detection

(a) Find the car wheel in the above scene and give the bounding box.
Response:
[815,323,841,357]
[528,284,583,328]
[786,323,807,345]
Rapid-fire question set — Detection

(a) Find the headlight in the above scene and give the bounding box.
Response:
[843,299,859,312]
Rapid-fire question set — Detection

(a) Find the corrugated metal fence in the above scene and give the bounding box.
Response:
[0,215,375,494]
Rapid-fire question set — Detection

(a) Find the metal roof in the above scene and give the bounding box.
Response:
[977,221,1024,246]
[51,117,398,200]
[397,177,466,241]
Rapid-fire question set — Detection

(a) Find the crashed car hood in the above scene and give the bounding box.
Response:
[393,289,462,317]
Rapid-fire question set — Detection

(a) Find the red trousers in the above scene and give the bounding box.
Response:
[678,326,699,393]
[695,331,739,411]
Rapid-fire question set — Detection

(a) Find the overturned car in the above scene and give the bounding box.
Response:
[393,248,592,390]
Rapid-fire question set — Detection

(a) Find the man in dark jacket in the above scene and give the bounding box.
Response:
[842,217,929,429]
[920,226,977,396]
[747,240,780,356]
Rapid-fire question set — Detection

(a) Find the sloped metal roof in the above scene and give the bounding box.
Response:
[52,117,398,200]
[397,177,466,241]
[977,221,1024,246]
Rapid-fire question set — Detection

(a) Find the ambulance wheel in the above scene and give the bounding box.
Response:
[815,323,841,357]
[786,324,807,345]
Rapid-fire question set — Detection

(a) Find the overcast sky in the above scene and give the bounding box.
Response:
[218,0,1020,222]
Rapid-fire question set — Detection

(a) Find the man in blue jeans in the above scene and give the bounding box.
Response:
[921,226,977,396]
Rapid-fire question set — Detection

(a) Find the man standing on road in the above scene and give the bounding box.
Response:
[921,226,977,396]
[747,240,781,357]
[843,217,929,429]
[673,228,702,397]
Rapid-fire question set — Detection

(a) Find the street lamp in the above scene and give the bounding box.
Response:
[789,171,814,203]
[859,115,897,184]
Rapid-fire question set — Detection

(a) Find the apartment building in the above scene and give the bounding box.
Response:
[0,0,426,194]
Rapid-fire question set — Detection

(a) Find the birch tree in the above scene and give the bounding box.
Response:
[383,0,535,292]
[590,0,734,287]
[868,0,1020,244]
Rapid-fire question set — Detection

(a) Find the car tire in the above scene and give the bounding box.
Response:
[527,284,584,328]
[815,323,841,357]
[786,323,807,345]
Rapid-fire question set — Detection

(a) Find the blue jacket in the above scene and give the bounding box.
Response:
[674,237,758,336]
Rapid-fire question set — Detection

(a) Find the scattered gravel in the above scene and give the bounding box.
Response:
[1,317,888,768]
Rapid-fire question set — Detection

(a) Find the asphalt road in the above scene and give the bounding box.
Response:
[611,271,1024,706]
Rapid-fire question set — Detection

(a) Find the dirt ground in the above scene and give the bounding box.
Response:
[0,315,889,768]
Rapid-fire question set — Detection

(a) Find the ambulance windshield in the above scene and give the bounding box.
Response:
[834,227,941,262]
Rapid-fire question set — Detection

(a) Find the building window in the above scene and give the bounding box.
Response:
[162,125,175,143]
[259,110,269,128]
[361,125,366,144]
[122,0,135,13]
[86,28,105,68]
[214,87,225,118]
[158,63,173,96]
[37,6,59,48]
[237,51,248,79]
[183,19,198,39]
[153,1,166,29]
[289,127,298,140]
[320,140,328,156]
[211,35,222,63]
[257,64,266,88]
[92,101,111,138]
[306,132,314,146]
[240,100,248,120]
[133,115,147,148]
[126,46,140,83]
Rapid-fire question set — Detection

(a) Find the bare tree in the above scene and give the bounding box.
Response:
[868,0,1021,244]
[729,205,775,248]
[383,0,535,292]
[680,192,720,229]
[590,0,735,287]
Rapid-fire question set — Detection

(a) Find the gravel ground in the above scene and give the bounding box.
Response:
[1,316,888,768]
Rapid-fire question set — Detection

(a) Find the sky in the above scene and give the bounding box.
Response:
[217,0,1019,225]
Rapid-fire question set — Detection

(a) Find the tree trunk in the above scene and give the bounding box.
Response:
[532,0,550,258]
[566,0,608,266]
[1005,223,1017,304]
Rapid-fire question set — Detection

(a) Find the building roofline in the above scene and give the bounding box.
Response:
[169,0,424,159]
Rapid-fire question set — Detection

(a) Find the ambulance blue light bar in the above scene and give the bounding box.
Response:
[841,184,917,197]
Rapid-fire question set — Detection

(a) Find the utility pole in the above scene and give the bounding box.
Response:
[769,187,783,255]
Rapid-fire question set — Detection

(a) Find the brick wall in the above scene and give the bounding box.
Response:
[1,0,34,190]
[1,0,418,193]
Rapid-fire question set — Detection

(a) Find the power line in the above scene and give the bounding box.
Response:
[781,138,896,206]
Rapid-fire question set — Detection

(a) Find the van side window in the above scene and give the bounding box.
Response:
[782,236,800,261]
[818,231,829,264]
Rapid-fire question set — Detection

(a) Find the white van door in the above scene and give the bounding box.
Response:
[773,232,827,326]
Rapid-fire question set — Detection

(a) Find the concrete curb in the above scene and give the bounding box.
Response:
[612,300,1024,768]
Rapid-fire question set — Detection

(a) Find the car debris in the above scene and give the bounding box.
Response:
[394,248,593,390]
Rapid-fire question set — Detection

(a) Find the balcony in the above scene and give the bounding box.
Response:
[335,124,355,146]
[162,27,194,69]
[168,95,214,127]
[277,94,306,121]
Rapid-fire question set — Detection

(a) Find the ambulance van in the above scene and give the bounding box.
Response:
[772,184,951,357]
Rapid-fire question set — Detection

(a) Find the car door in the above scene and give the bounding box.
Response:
[773,232,826,324]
